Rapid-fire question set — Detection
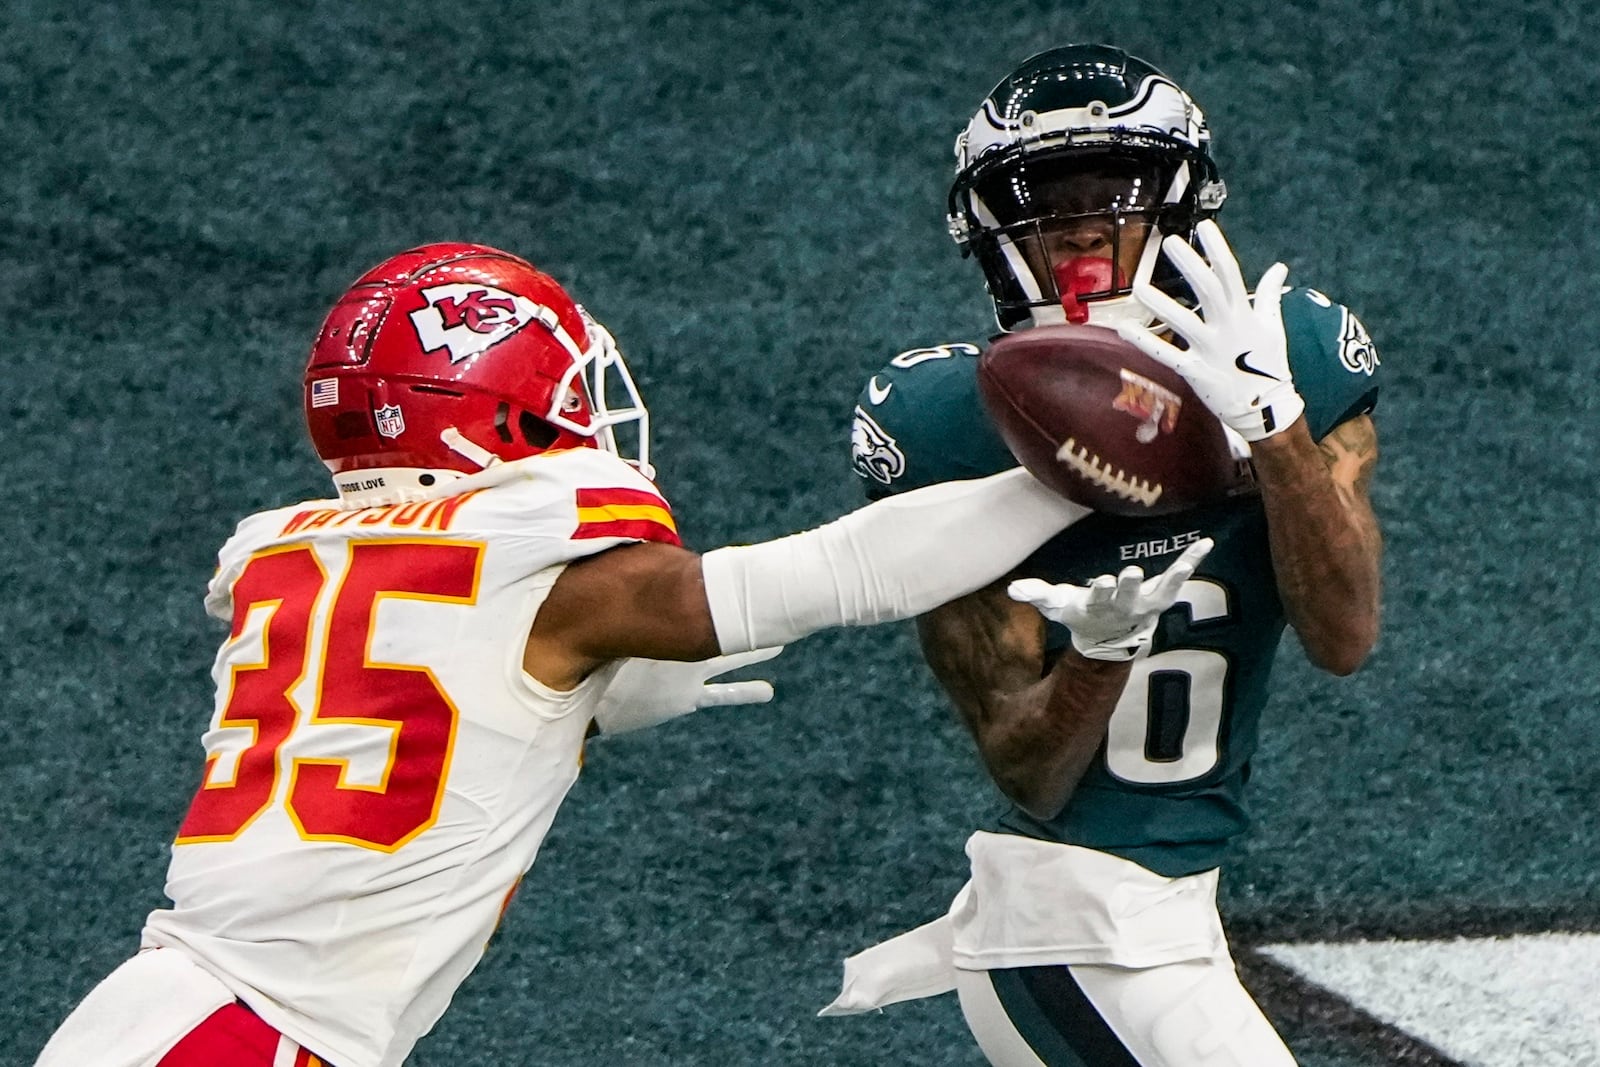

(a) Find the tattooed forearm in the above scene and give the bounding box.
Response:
[917,584,1132,819]
[1320,416,1379,497]
[1251,414,1383,675]
[1318,416,1383,560]
[917,583,1045,728]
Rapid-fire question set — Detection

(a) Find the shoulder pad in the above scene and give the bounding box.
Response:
[204,501,333,621]
[490,449,681,547]
[537,447,672,502]
[208,450,682,621]
[849,343,1015,497]
[1281,288,1382,439]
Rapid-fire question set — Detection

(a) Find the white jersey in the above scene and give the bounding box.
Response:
[141,448,681,1067]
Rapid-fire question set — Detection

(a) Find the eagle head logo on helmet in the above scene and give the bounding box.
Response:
[946,44,1228,334]
[303,243,651,505]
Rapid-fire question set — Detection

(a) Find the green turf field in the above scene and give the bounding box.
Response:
[4,2,1598,1064]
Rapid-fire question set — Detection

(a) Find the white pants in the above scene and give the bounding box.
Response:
[823,833,1296,1066]
[36,948,236,1067]
[955,953,1295,1066]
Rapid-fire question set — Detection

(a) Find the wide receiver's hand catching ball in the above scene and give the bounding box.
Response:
[977,324,1248,516]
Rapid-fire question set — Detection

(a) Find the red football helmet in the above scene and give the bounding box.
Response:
[304,242,650,500]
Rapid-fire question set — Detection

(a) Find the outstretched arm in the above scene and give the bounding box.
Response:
[525,467,1088,690]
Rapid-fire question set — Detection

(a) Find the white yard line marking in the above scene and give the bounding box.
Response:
[1261,932,1600,1067]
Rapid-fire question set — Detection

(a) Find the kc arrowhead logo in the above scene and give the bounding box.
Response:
[409,283,545,363]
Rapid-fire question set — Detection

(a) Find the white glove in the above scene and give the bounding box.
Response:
[591,647,783,735]
[1115,220,1303,442]
[1007,539,1213,661]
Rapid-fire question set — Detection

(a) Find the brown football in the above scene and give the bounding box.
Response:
[977,324,1246,516]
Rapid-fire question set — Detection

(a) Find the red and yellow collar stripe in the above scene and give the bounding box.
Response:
[573,486,680,546]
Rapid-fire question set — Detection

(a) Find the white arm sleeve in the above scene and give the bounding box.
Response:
[700,467,1089,654]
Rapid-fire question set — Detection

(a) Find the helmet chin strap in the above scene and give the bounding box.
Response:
[329,432,515,508]
[1027,295,1157,331]
[1082,293,1161,331]
[1027,257,1157,332]
[1030,228,1171,331]
[441,427,502,470]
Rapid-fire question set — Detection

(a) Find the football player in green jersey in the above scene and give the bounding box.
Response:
[825,45,1382,1066]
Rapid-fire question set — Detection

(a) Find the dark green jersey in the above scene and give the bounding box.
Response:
[850,289,1381,877]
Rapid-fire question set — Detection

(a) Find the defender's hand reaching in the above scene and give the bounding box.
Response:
[1116,220,1303,443]
[592,647,783,735]
[1007,539,1213,661]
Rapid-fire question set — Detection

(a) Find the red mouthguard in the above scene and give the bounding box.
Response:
[1054,257,1128,324]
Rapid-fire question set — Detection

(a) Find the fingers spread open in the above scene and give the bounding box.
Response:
[1253,261,1291,320]
[1161,233,1229,313]
[1194,220,1248,303]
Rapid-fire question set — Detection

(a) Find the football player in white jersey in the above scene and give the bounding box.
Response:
[35,242,1212,1067]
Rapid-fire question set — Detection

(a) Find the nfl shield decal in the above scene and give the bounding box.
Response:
[375,404,406,438]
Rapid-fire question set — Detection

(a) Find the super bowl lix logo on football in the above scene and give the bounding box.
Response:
[1113,368,1182,444]
[409,283,545,363]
